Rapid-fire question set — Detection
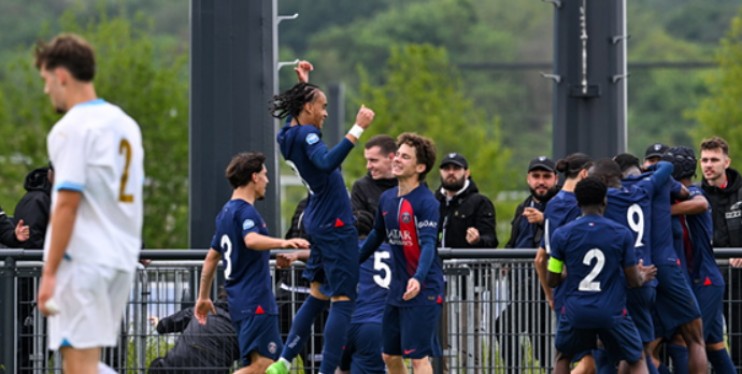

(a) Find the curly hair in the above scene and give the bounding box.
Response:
[270,82,321,120]
[397,132,436,182]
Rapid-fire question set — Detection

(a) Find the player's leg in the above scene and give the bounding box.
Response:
[237,314,284,373]
[694,284,735,373]
[335,323,356,374]
[382,305,407,374]
[350,322,385,374]
[233,352,275,374]
[60,346,99,374]
[599,318,647,374]
[398,305,442,374]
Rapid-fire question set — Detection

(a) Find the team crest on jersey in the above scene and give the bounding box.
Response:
[306,133,320,145]
[243,219,255,230]
[401,212,412,223]
[268,341,277,354]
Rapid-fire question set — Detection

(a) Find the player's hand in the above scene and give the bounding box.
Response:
[284,238,310,249]
[295,60,313,83]
[730,258,742,268]
[276,252,299,269]
[355,105,375,129]
[637,260,657,284]
[37,272,57,316]
[194,298,216,325]
[465,227,480,245]
[148,316,159,327]
[403,278,421,301]
[523,207,544,224]
[15,219,29,242]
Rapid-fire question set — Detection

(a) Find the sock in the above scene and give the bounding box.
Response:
[318,300,355,373]
[666,344,689,374]
[645,355,659,374]
[280,296,329,361]
[657,363,671,374]
[707,348,736,374]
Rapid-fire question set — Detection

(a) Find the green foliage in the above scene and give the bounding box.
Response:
[691,7,742,159]
[0,4,189,248]
[349,44,514,201]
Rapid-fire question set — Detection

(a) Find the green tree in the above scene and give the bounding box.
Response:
[348,44,514,200]
[0,5,189,248]
[691,7,742,157]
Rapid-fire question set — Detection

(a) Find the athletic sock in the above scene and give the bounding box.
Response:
[657,363,671,374]
[318,300,355,373]
[707,348,736,374]
[280,296,329,361]
[646,354,659,374]
[666,344,689,374]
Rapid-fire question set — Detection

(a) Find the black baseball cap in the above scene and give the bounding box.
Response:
[528,156,556,172]
[440,152,468,169]
[644,143,669,160]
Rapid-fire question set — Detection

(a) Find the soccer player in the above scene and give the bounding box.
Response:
[35,33,144,374]
[195,152,310,373]
[547,177,654,374]
[267,60,375,374]
[359,133,443,374]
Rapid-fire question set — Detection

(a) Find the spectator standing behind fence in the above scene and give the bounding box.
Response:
[195,152,309,374]
[14,166,53,249]
[34,33,144,374]
[547,177,654,374]
[359,133,443,374]
[499,156,558,373]
[148,290,239,373]
[699,136,742,368]
[351,134,398,238]
[267,60,375,374]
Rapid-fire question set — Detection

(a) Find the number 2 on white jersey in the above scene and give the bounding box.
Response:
[627,204,644,248]
[221,235,233,280]
[119,139,134,203]
[373,250,391,289]
[578,248,605,292]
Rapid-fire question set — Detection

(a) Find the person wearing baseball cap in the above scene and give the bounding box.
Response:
[643,143,669,169]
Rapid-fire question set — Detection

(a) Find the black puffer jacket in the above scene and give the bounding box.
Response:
[14,167,52,249]
[351,174,397,238]
[435,179,498,248]
[702,168,742,248]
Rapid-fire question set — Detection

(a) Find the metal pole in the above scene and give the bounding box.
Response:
[1,257,16,374]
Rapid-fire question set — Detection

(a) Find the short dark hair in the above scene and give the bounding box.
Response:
[397,132,436,182]
[365,134,397,155]
[575,177,607,208]
[34,33,96,82]
[613,153,640,172]
[270,82,321,120]
[590,158,623,187]
[225,152,266,189]
[555,153,593,179]
[700,136,729,156]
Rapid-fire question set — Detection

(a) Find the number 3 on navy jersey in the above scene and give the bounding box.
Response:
[373,251,391,289]
[221,235,233,280]
[578,248,605,292]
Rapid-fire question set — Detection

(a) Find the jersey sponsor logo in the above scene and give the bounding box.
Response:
[387,229,413,247]
[417,220,436,229]
[306,133,320,145]
[243,219,255,230]
[268,341,277,354]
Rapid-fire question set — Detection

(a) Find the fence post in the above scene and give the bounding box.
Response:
[1,257,16,374]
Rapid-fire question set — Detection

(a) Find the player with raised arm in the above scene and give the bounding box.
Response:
[547,177,655,374]
[195,152,309,374]
[35,33,144,374]
[267,61,375,374]
[359,133,443,374]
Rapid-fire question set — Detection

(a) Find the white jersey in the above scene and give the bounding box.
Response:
[44,99,144,271]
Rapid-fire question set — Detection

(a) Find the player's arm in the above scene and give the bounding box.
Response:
[295,60,313,83]
[245,232,310,251]
[650,160,673,186]
[195,248,221,324]
[276,249,310,268]
[671,193,708,216]
[546,256,564,288]
[37,190,81,315]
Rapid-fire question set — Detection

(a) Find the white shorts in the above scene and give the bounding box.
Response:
[48,260,134,350]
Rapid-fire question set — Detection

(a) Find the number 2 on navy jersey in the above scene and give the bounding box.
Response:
[373,250,391,289]
[221,235,233,280]
[627,204,644,247]
[578,248,605,291]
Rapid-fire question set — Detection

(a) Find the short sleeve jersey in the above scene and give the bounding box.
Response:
[373,185,444,306]
[210,199,277,322]
[45,99,144,270]
[550,214,637,329]
[352,242,392,324]
[685,185,724,287]
[277,122,354,233]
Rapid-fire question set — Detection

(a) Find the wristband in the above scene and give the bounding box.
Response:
[348,124,364,139]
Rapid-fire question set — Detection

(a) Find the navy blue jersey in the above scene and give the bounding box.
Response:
[684,185,724,287]
[550,214,637,329]
[277,121,355,233]
[372,185,444,306]
[543,189,581,311]
[352,242,392,324]
[210,200,277,322]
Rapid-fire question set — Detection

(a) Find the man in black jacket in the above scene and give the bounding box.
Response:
[351,134,397,238]
[435,152,497,248]
[14,166,52,249]
[700,136,742,367]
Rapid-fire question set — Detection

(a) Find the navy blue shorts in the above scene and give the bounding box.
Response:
[693,284,725,344]
[555,315,643,364]
[626,286,656,343]
[339,322,385,374]
[653,264,701,337]
[233,314,283,365]
[304,225,359,299]
[382,304,442,359]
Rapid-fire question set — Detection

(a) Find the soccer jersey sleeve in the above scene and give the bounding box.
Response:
[412,196,440,281]
[49,125,88,192]
[302,127,354,172]
[239,205,263,239]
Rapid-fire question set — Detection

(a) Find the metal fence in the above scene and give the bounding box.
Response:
[2,249,742,373]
